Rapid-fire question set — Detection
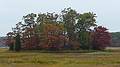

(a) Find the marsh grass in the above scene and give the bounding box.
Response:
[0,48,120,67]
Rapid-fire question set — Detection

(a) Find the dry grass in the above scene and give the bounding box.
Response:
[0,48,120,67]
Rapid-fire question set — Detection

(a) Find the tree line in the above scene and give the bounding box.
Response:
[5,8,111,51]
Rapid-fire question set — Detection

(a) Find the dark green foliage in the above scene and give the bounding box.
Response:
[61,7,78,40]
[76,12,97,32]
[9,43,14,51]
[76,12,97,49]
[14,34,21,51]
[79,31,91,49]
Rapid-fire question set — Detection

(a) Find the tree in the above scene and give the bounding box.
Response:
[61,7,78,41]
[37,21,65,50]
[6,32,15,51]
[92,26,111,50]
[21,13,38,49]
[76,12,97,49]
[6,8,111,51]
[23,13,37,28]
[14,33,21,51]
[35,12,63,50]
[76,12,97,31]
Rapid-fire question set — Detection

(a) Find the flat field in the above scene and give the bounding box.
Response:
[0,48,120,67]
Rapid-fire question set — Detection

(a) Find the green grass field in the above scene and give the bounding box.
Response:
[0,48,120,67]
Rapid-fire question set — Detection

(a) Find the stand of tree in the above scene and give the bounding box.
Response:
[5,8,111,51]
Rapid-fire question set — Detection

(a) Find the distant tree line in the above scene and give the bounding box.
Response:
[5,8,111,51]
[111,32,120,47]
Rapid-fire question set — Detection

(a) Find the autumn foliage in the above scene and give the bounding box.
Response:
[92,26,111,50]
[5,8,111,51]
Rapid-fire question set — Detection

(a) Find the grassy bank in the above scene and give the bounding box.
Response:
[0,48,120,67]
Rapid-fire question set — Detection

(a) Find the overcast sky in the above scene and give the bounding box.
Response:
[0,0,120,36]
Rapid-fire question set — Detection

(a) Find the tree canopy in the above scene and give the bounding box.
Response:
[5,8,111,51]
